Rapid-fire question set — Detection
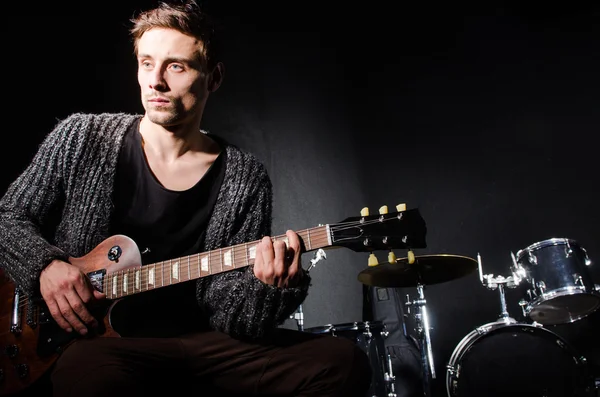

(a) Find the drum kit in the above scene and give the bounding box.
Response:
[292,237,600,397]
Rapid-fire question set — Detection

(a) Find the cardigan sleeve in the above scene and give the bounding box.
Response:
[195,168,311,340]
[0,116,82,295]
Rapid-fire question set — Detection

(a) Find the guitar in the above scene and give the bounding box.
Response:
[0,206,426,395]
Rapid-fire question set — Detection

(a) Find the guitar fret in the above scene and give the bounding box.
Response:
[248,243,256,261]
[105,275,111,299]
[218,249,223,272]
[123,272,128,295]
[112,273,118,297]
[135,269,140,292]
[187,256,191,281]
[214,250,218,273]
[148,265,155,287]
[200,254,209,274]
[223,248,232,269]
[173,260,179,282]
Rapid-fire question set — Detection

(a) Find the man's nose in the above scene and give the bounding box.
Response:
[149,70,167,91]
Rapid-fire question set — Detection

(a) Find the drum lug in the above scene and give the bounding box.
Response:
[573,274,584,287]
[535,281,546,294]
[446,364,456,375]
[527,250,538,265]
[362,322,373,339]
[565,241,573,257]
[518,299,528,317]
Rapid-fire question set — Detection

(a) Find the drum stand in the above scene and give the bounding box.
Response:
[477,253,519,323]
[291,303,305,331]
[405,283,435,397]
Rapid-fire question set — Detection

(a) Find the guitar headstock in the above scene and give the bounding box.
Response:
[329,204,427,253]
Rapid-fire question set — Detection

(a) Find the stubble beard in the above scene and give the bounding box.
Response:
[145,105,184,127]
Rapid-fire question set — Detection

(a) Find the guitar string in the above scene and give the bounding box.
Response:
[104,216,399,297]
[12,228,329,307]
[14,214,407,307]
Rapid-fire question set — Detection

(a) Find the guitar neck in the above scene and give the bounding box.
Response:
[104,225,331,299]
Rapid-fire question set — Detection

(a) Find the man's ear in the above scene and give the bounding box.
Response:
[208,62,225,92]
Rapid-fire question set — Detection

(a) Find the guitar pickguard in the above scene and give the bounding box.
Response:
[35,302,111,357]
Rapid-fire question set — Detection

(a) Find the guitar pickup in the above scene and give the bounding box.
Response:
[10,287,22,335]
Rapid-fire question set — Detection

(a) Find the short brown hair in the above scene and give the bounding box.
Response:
[130,0,221,71]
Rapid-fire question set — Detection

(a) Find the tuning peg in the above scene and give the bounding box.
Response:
[388,250,397,264]
[379,205,388,214]
[368,253,379,267]
[361,207,369,216]
[396,203,406,212]
[407,250,415,264]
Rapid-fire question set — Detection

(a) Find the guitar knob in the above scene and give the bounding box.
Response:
[360,207,369,216]
[15,363,28,378]
[388,251,397,264]
[4,345,18,359]
[379,205,388,214]
[396,203,407,212]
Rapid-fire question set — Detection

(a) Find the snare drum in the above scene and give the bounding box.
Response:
[446,321,592,397]
[305,321,388,397]
[514,238,600,325]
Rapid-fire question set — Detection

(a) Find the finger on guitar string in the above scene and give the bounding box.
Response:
[282,230,304,287]
[253,236,275,284]
[272,239,288,286]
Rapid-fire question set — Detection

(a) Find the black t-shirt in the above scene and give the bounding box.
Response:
[108,117,226,337]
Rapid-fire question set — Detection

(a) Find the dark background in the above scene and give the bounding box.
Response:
[5,1,600,395]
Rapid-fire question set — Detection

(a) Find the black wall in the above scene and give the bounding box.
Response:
[5,2,600,395]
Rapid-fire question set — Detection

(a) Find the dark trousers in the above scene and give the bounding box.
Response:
[51,328,372,396]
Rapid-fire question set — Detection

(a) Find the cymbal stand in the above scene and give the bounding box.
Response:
[291,249,328,332]
[290,303,304,331]
[477,253,519,323]
[405,282,435,397]
[384,353,397,397]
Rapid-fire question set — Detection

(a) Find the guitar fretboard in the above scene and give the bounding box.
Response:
[104,225,331,299]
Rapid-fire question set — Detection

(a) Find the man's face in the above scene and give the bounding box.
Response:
[137,28,210,127]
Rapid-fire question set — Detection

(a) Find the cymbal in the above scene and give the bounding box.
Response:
[357,254,478,288]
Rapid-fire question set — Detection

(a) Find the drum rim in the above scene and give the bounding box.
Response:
[445,321,584,397]
[516,237,579,259]
[526,288,600,325]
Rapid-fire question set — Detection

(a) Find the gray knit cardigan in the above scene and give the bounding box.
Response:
[0,112,309,339]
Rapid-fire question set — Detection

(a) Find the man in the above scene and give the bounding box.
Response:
[0,1,371,396]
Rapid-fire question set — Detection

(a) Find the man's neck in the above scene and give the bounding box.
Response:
[139,116,217,163]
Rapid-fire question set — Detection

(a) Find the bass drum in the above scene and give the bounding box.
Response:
[305,321,388,397]
[446,321,593,397]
